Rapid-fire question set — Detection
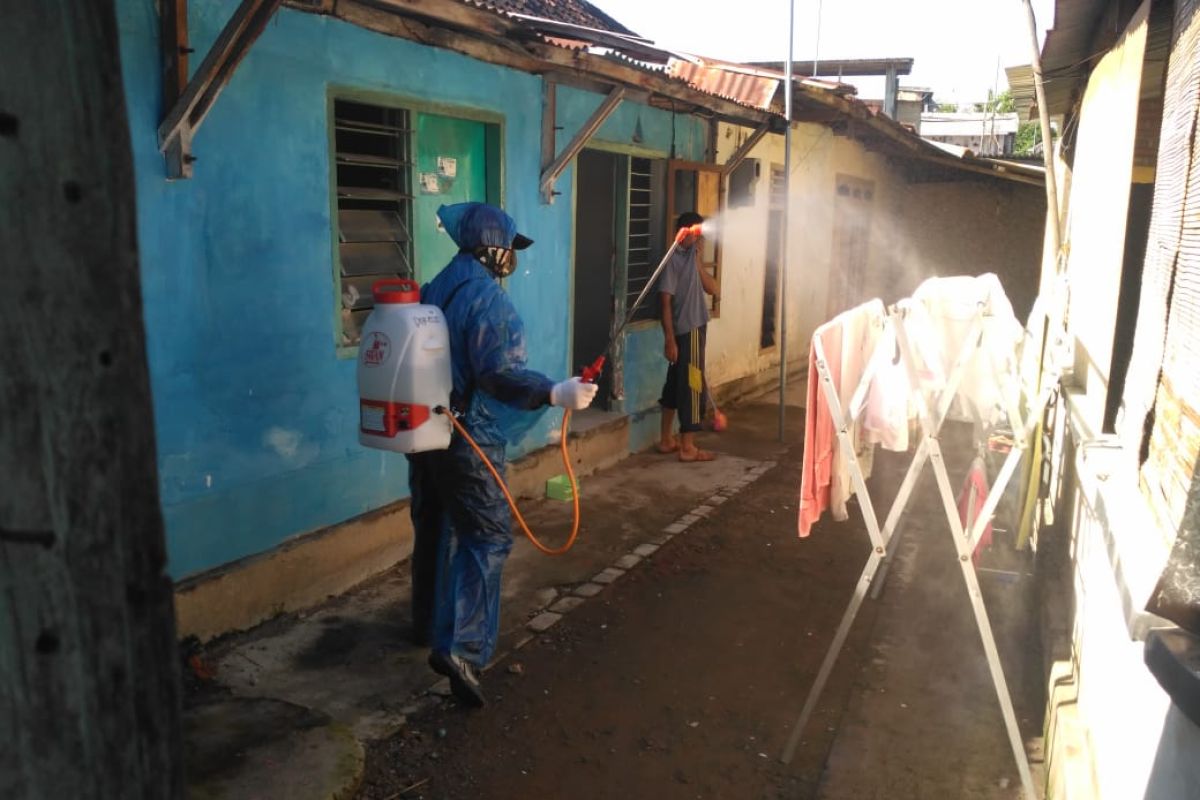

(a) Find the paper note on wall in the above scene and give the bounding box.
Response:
[438,157,457,178]
[420,172,440,193]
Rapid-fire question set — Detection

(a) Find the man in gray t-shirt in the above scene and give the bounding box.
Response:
[658,212,720,462]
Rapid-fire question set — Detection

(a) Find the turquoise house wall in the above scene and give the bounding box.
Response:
[115,0,708,577]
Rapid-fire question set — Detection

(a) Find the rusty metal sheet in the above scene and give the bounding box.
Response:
[666,59,780,111]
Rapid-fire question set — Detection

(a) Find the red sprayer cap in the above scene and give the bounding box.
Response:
[372,278,421,304]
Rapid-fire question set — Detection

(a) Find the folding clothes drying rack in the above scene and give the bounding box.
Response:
[780,299,1061,800]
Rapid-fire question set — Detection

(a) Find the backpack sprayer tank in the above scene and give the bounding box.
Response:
[357,279,453,453]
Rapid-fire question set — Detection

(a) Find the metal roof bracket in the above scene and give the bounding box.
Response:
[157,0,283,179]
[539,84,625,204]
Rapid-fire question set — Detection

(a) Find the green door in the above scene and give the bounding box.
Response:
[412,113,493,284]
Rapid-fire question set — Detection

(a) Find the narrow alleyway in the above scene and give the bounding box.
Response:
[344,394,1044,799]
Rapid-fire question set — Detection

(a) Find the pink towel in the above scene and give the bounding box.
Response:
[798,324,842,537]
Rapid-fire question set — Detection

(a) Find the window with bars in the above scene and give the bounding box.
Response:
[332,99,414,347]
[625,157,667,323]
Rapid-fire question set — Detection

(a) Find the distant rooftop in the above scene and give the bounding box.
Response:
[747,57,914,77]
[921,112,1020,137]
[481,0,638,37]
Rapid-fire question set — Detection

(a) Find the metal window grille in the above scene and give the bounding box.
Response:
[333,99,413,346]
[625,157,666,322]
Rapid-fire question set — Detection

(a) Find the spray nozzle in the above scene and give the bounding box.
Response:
[674,223,704,244]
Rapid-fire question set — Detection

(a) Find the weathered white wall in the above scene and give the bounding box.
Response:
[1043,406,1200,799]
[706,121,1045,392]
[707,122,891,389]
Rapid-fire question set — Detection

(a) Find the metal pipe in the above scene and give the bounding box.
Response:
[778,0,796,441]
[581,225,700,383]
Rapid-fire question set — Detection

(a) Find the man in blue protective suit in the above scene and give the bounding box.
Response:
[407,202,598,707]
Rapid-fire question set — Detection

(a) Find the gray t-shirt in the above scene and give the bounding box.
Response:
[657,245,709,336]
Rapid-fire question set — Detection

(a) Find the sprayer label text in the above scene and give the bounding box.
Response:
[362,331,391,367]
[413,313,440,329]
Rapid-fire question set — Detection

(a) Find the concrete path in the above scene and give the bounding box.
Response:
[184,697,362,800]
[185,385,1047,799]
[186,388,794,798]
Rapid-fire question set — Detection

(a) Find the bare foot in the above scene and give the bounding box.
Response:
[678,448,716,463]
[656,440,679,454]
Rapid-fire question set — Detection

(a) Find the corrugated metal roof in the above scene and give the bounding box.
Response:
[1005,64,1037,122]
[921,112,1020,137]
[474,0,638,36]
[666,58,781,111]
[301,0,1043,186]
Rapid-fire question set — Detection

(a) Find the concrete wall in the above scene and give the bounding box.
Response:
[115,0,705,580]
[884,180,1045,322]
[1038,401,1200,799]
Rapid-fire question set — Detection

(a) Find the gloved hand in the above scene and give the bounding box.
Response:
[550,377,599,410]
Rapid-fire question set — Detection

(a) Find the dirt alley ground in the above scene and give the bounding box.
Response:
[353,394,1045,800]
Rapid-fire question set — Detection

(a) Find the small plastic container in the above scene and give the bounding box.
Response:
[546,474,577,502]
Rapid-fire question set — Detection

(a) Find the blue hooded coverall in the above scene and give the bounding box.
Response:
[407,203,554,667]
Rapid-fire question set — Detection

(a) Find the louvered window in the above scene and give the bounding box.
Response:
[333,99,413,347]
[625,157,667,323]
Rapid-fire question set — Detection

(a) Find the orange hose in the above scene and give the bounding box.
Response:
[438,408,581,556]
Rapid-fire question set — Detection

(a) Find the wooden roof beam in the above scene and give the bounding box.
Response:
[540,86,625,203]
[157,0,283,179]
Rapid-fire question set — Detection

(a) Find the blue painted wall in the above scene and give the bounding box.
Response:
[115,0,706,578]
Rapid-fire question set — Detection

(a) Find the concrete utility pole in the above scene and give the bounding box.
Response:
[0,2,183,798]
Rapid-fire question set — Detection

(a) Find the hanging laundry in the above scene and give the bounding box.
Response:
[908,274,1024,427]
[958,456,993,565]
[830,299,886,521]
[863,326,911,452]
[799,299,885,536]
[799,319,841,538]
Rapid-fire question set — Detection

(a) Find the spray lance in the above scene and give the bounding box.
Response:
[579,223,704,384]
[453,223,704,557]
[357,224,709,560]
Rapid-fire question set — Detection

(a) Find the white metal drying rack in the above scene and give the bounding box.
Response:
[780,299,1060,800]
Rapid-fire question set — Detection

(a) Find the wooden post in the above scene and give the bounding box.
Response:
[0,2,183,798]
[162,0,190,112]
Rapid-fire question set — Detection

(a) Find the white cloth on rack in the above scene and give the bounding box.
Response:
[905,274,1023,426]
[863,325,911,452]
[829,299,886,520]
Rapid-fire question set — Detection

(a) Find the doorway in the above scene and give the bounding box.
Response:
[761,164,786,349]
[572,149,619,410]
[412,112,500,284]
[828,175,874,318]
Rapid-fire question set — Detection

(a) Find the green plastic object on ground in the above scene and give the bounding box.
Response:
[545,474,575,502]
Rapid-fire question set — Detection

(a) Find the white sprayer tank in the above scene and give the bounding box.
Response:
[357,279,453,453]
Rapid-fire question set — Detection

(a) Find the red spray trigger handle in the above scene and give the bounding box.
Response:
[581,355,606,384]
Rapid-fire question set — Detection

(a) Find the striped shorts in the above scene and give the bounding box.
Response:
[659,325,708,433]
